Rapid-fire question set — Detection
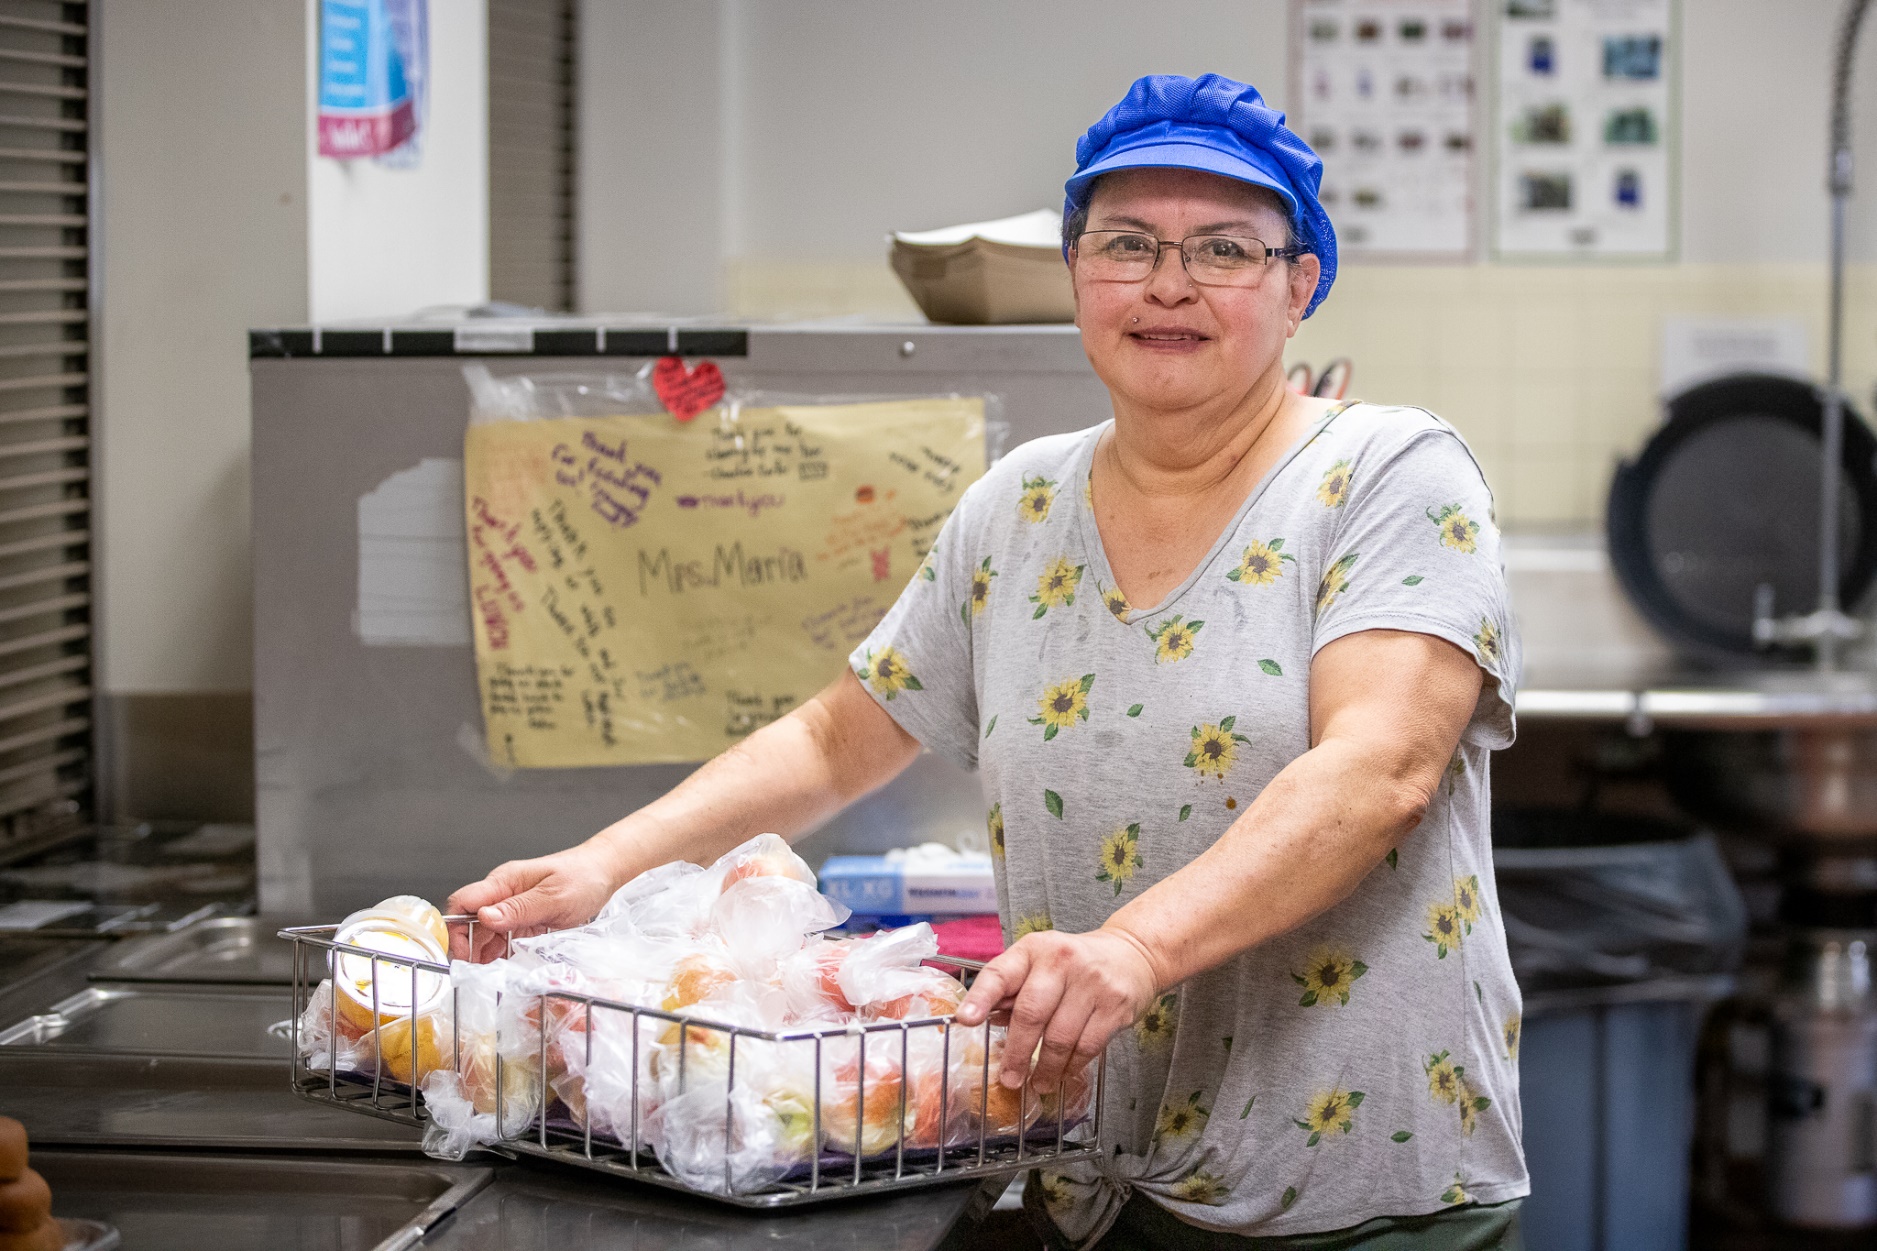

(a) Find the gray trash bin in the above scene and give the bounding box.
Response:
[1495,812,1747,1251]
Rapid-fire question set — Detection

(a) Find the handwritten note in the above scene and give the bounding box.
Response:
[464,397,985,766]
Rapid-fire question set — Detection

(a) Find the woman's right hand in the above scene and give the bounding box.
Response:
[445,840,623,961]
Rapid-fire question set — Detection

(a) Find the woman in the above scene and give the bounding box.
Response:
[451,74,1525,1247]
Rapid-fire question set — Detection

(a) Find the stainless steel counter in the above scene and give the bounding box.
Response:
[1507,531,1877,728]
[1518,665,1877,729]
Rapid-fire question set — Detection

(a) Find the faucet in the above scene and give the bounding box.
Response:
[1762,0,1873,671]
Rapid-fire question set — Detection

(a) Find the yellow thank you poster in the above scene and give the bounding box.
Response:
[463,397,985,767]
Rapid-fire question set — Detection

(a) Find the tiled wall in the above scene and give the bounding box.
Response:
[727,259,1877,528]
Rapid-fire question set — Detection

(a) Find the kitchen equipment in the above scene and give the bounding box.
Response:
[0,1052,423,1151]
[250,321,1111,913]
[0,938,95,994]
[86,915,303,985]
[0,984,292,1059]
[1664,729,1877,842]
[278,917,1103,1209]
[1795,0,1877,668]
[1605,373,1877,661]
[1766,929,1877,1228]
[29,1148,489,1251]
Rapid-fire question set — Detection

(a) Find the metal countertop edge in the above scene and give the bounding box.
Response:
[1517,686,1877,726]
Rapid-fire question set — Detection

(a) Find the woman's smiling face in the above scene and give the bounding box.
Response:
[1071,168,1319,417]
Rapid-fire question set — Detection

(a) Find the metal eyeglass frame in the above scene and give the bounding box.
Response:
[1070,230,1312,286]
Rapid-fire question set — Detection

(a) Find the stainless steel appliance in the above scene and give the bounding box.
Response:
[1767,928,1877,1227]
[250,321,1110,914]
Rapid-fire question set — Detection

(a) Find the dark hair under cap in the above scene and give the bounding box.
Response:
[1062,74,1338,318]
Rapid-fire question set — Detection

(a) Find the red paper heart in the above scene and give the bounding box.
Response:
[651,355,725,422]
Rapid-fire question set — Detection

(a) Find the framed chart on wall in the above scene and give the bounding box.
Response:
[1492,0,1679,259]
[1291,0,1480,260]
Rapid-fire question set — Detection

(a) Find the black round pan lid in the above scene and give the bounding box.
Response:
[1606,372,1877,660]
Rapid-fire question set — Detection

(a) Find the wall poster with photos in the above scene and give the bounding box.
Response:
[1292,0,1479,258]
[1492,0,1677,258]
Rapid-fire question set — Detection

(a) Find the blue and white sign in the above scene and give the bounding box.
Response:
[319,0,425,160]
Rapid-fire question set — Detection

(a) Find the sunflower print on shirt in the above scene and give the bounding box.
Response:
[1227,538,1294,585]
[1424,900,1464,958]
[1029,556,1084,618]
[986,803,1004,859]
[1012,913,1053,940]
[1096,822,1143,895]
[962,557,996,623]
[1029,673,1094,741]
[917,546,938,581]
[1442,1175,1474,1206]
[1425,1051,1462,1105]
[1315,552,1358,616]
[1474,617,1503,665]
[1018,475,1056,523]
[1146,614,1203,663]
[1185,717,1249,780]
[1136,992,1178,1050]
[1458,1078,1491,1137]
[855,646,923,700]
[1170,1170,1231,1205]
[1428,503,1480,553]
[1295,1087,1364,1146]
[1100,582,1132,622]
[1503,1014,1522,1060]
[1317,460,1353,507]
[1453,874,1483,933]
[1292,947,1368,1007]
[1154,1090,1211,1145]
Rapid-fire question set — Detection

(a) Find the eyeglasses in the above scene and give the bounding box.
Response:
[1072,230,1309,287]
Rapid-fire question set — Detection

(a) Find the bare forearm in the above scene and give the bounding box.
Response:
[586,674,919,889]
[1104,737,1431,992]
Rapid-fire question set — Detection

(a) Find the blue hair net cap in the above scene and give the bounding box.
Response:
[1064,73,1338,318]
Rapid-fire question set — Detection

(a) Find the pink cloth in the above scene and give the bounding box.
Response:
[930,914,1003,968]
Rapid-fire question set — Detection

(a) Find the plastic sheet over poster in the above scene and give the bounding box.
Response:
[1493,0,1677,257]
[1292,0,1479,258]
[460,370,988,768]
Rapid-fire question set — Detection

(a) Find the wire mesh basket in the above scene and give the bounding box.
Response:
[279,917,1103,1208]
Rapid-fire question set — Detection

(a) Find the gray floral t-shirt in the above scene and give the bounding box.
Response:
[849,402,1527,1242]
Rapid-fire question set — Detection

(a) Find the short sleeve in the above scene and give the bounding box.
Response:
[1310,426,1519,749]
[847,488,984,771]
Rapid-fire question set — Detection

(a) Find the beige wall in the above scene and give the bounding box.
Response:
[99,0,491,700]
[98,0,309,694]
[590,0,1877,528]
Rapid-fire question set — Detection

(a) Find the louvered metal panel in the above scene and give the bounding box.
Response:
[487,0,575,311]
[0,0,89,846]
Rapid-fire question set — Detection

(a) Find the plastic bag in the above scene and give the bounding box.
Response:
[1493,819,1748,993]
[711,874,849,980]
[778,936,862,1022]
[817,1032,921,1157]
[835,923,955,1018]
[426,958,541,1150]
[647,1034,819,1194]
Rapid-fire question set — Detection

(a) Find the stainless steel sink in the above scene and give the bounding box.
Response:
[31,1148,488,1251]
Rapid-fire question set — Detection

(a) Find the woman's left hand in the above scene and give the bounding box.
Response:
[954,927,1161,1095]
